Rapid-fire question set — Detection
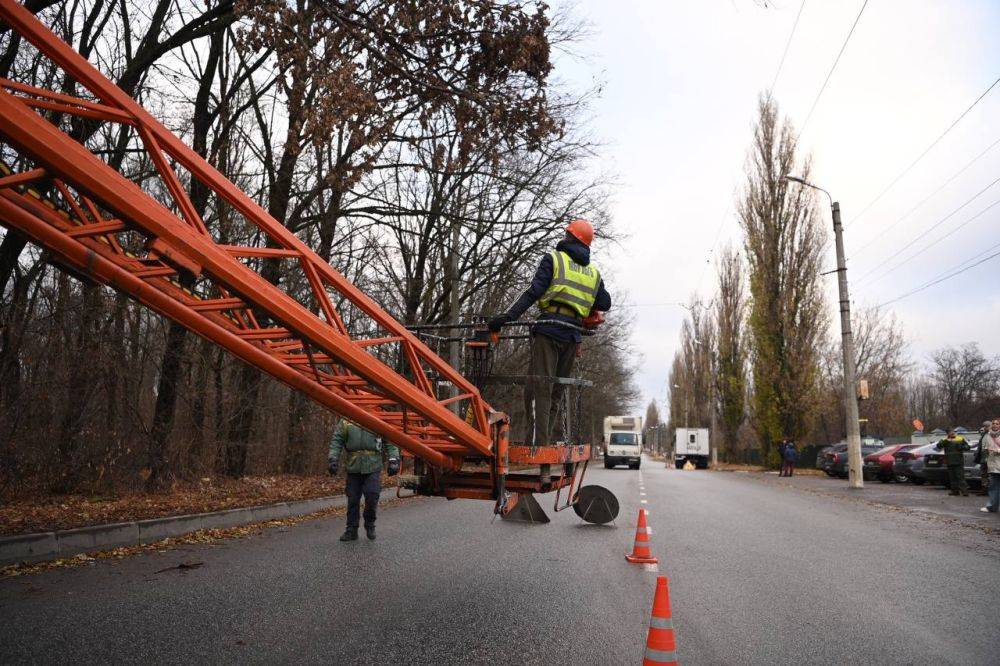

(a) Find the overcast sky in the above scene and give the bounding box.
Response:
[549,0,1000,416]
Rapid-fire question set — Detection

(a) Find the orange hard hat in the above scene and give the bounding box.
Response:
[566,219,594,246]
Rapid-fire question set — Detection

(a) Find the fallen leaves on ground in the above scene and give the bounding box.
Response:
[0,474,407,536]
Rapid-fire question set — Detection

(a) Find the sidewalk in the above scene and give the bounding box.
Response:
[717,468,999,532]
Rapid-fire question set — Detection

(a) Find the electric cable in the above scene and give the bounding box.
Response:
[876,240,1000,308]
[852,134,1000,257]
[799,0,870,135]
[855,173,1000,283]
[847,75,1000,227]
[770,0,807,92]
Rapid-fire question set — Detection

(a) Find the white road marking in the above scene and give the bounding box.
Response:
[640,492,647,497]
[646,526,653,535]
[643,562,659,573]
[641,499,648,504]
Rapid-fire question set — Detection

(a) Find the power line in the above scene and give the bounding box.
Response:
[852,134,1000,258]
[855,173,1000,283]
[799,0,870,135]
[877,240,1000,308]
[695,3,808,300]
[864,195,1000,286]
[770,0,807,92]
[847,75,1000,227]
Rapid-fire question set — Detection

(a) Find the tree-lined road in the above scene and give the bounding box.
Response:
[3,459,999,664]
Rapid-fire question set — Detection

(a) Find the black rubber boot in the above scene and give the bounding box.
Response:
[340,528,358,542]
[365,525,376,541]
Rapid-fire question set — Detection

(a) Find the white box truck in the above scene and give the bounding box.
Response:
[603,415,643,469]
[674,428,710,469]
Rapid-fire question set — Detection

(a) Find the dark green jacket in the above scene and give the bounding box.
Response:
[935,436,969,466]
[328,421,400,475]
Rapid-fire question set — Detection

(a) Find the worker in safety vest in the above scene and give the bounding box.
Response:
[488,219,611,446]
[328,420,400,541]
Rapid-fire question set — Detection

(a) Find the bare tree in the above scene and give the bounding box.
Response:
[930,343,1000,427]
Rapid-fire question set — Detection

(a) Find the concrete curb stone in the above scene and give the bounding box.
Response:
[0,494,350,566]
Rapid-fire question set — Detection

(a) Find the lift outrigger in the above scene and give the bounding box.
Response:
[0,0,617,525]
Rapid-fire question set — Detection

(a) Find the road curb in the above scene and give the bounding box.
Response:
[0,494,350,566]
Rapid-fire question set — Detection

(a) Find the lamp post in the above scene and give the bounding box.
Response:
[784,174,863,489]
[672,383,688,428]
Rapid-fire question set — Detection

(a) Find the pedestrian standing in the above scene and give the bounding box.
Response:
[783,439,798,477]
[974,420,991,496]
[328,419,400,541]
[979,418,1000,514]
[935,428,970,497]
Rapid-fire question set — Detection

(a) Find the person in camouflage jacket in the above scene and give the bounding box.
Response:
[328,420,400,541]
[935,428,970,497]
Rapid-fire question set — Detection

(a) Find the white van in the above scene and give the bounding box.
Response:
[604,415,643,469]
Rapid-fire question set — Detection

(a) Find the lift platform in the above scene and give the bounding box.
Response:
[0,0,617,524]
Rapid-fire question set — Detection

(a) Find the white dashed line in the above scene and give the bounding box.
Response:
[643,562,659,573]
[641,499,648,504]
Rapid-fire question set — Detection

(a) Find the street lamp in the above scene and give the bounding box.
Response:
[671,383,689,428]
[784,174,863,489]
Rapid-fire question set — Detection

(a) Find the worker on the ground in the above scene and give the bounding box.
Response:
[328,419,400,541]
[935,427,970,497]
[780,438,797,477]
[488,219,611,446]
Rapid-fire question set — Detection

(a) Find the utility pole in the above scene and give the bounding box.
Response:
[831,201,863,489]
[785,176,863,489]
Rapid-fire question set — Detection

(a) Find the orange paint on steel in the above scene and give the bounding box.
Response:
[0,0,491,461]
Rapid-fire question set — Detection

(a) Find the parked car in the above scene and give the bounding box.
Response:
[863,444,917,483]
[821,441,885,478]
[921,434,983,489]
[892,442,939,485]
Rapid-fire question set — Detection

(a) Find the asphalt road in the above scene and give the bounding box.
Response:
[3,457,999,665]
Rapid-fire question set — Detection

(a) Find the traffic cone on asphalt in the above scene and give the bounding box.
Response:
[642,576,678,666]
[625,508,658,564]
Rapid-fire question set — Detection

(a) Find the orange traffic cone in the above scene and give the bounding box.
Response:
[625,508,658,564]
[642,576,678,666]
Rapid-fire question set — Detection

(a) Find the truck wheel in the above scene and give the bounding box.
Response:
[629,463,640,470]
[604,461,613,469]
[675,461,684,470]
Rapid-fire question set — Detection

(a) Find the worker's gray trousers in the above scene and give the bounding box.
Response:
[523,334,576,446]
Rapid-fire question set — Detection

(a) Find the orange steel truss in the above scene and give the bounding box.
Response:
[0,0,589,509]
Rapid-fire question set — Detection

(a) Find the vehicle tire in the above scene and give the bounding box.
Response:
[629,463,640,470]
[894,475,908,483]
[824,471,836,477]
[675,461,684,470]
[912,478,925,485]
[604,461,613,469]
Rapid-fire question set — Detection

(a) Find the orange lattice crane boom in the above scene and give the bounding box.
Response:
[0,0,612,523]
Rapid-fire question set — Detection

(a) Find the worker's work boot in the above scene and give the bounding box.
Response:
[339,528,358,542]
[365,525,376,541]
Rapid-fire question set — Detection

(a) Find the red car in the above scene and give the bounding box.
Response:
[863,444,917,483]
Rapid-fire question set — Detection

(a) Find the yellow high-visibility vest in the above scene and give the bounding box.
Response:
[537,250,601,318]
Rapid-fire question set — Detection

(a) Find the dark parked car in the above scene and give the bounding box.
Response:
[863,444,917,483]
[921,435,983,489]
[892,442,938,485]
[821,441,885,478]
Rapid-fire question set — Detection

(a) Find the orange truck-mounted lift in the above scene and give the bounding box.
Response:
[0,0,616,524]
